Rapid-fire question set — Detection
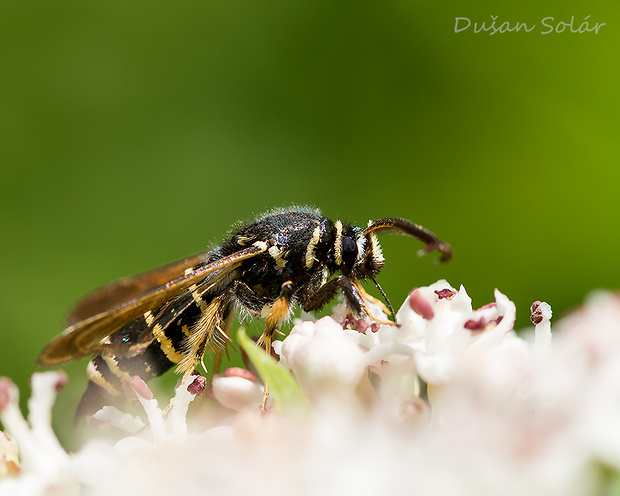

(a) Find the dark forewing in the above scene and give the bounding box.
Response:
[38,243,268,366]
[67,251,215,326]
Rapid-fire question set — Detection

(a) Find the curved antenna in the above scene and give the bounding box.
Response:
[362,217,452,263]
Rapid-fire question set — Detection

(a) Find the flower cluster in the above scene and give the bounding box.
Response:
[2,281,620,495]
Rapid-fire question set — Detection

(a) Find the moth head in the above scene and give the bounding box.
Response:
[326,221,368,277]
[348,227,384,280]
[320,216,451,280]
[350,217,452,280]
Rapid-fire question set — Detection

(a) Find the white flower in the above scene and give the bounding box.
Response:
[0,372,74,496]
[394,281,518,385]
[0,431,18,477]
[211,367,264,411]
[279,316,367,405]
[3,281,620,496]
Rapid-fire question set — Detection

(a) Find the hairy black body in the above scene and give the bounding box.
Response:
[38,206,451,417]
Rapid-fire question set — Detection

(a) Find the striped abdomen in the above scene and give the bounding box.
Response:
[77,286,232,418]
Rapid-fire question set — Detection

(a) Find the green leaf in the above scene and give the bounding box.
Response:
[593,461,620,496]
[237,328,309,413]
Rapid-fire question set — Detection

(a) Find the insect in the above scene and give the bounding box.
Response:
[38,206,452,417]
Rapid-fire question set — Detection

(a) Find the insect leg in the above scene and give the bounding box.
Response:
[229,280,265,316]
[251,280,294,411]
[257,281,294,351]
[207,311,234,379]
[301,275,364,315]
[176,293,230,376]
[302,276,394,325]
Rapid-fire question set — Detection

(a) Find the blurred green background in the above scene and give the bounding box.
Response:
[1,0,618,439]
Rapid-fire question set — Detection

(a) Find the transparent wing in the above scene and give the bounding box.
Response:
[66,251,214,326]
[38,243,268,366]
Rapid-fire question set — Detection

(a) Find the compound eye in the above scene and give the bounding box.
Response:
[342,236,357,267]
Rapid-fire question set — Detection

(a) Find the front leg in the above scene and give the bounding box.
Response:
[300,275,364,316]
[230,280,265,316]
[256,280,294,412]
[302,276,394,326]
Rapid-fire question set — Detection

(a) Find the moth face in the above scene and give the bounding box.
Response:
[341,234,358,269]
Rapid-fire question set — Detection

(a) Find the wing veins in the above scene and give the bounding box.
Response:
[104,266,239,359]
[66,251,214,326]
[38,243,267,366]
